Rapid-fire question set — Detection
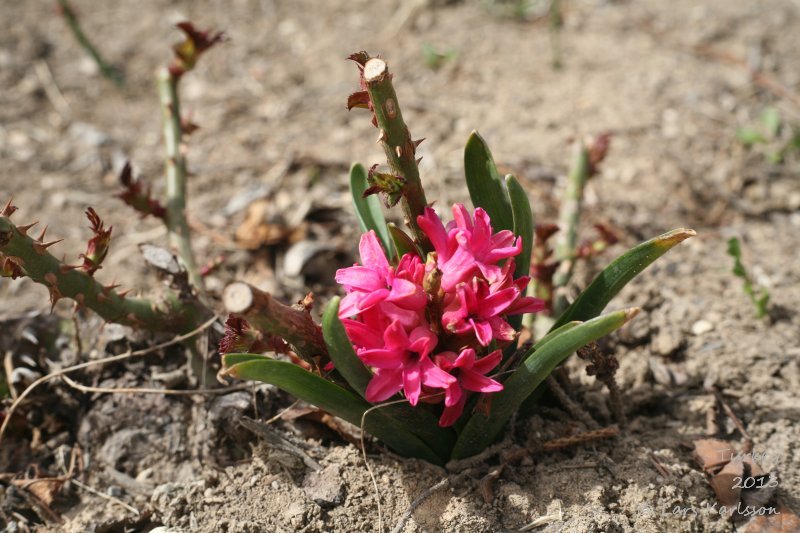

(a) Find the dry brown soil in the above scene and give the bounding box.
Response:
[1,0,799,531]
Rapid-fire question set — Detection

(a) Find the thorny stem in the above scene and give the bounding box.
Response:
[362,58,432,252]
[56,0,124,88]
[0,215,207,333]
[552,141,590,315]
[158,67,202,289]
[223,282,329,368]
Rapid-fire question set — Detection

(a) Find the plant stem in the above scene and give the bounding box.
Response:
[552,141,590,315]
[362,58,431,252]
[549,0,563,70]
[157,67,202,289]
[0,216,207,333]
[57,0,124,88]
[223,282,328,366]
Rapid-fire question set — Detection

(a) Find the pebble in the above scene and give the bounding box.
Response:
[303,465,345,509]
[691,320,714,335]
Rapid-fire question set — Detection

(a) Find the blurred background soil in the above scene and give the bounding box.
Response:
[1,0,799,531]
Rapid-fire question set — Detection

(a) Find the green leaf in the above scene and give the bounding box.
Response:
[505,174,534,331]
[350,162,394,259]
[761,107,781,137]
[451,309,637,459]
[388,222,421,260]
[506,174,533,281]
[323,297,374,398]
[223,355,444,464]
[464,131,513,232]
[322,297,455,457]
[552,228,695,330]
[737,127,767,146]
[223,353,271,366]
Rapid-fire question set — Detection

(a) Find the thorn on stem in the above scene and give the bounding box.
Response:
[16,221,39,236]
[1,198,17,218]
[36,225,49,242]
[33,239,63,255]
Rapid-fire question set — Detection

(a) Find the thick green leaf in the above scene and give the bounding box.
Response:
[224,356,444,464]
[506,174,534,331]
[464,131,513,232]
[223,353,271,366]
[350,162,394,259]
[451,308,636,459]
[506,174,533,280]
[322,297,372,398]
[388,222,421,260]
[552,228,695,330]
[514,321,580,416]
[322,297,456,457]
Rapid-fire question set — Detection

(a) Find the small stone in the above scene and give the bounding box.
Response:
[303,465,345,509]
[691,320,714,335]
[653,327,683,356]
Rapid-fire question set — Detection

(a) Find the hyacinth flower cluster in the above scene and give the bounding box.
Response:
[337,205,545,426]
[217,52,695,464]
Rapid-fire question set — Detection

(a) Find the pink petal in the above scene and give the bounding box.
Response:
[452,348,477,370]
[452,204,474,232]
[488,316,516,342]
[358,288,391,313]
[338,292,365,318]
[342,319,383,349]
[442,286,470,330]
[490,230,517,250]
[506,296,546,315]
[470,318,494,347]
[383,320,409,351]
[440,244,476,290]
[472,208,493,249]
[472,349,503,374]
[475,261,504,284]
[358,348,404,369]
[433,351,457,371]
[408,326,437,358]
[403,362,422,405]
[420,357,457,388]
[460,370,504,393]
[359,231,389,273]
[387,278,427,309]
[478,287,518,318]
[444,382,462,407]
[485,235,522,263]
[334,265,385,292]
[379,302,421,330]
[417,208,449,259]
[438,394,467,427]
[366,369,403,402]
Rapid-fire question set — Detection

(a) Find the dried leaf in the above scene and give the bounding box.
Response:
[710,460,744,508]
[235,199,305,250]
[692,438,734,474]
[12,477,64,506]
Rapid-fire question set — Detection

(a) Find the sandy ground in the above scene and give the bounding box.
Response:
[1,0,799,531]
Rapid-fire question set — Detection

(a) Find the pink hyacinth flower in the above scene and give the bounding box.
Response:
[336,231,427,318]
[358,320,455,405]
[417,204,522,290]
[434,348,504,427]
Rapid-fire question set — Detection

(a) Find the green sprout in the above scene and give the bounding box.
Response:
[736,106,800,164]
[422,43,457,71]
[727,237,770,319]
